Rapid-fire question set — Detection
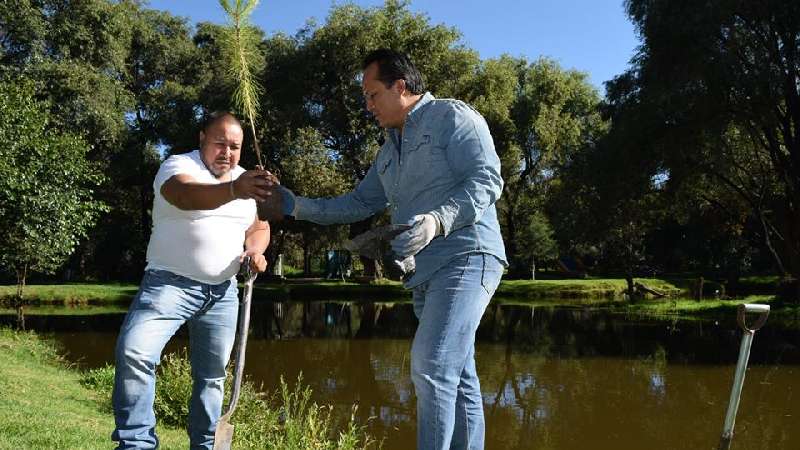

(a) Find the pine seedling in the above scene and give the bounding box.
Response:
[218,0,265,167]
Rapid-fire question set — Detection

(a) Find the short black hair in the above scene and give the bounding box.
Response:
[201,111,242,133]
[362,49,425,95]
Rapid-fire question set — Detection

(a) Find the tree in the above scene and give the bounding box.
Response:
[3,2,220,279]
[622,0,800,300]
[249,0,481,276]
[98,5,207,278]
[282,0,476,181]
[498,58,606,277]
[275,128,352,275]
[0,78,105,321]
[515,209,558,278]
[548,120,664,296]
[1,0,135,154]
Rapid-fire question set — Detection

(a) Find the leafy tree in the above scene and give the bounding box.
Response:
[0,78,105,301]
[2,1,136,279]
[1,0,135,152]
[515,209,558,278]
[549,123,663,295]
[250,0,481,276]
[622,0,800,300]
[10,2,214,279]
[498,58,606,277]
[276,128,352,275]
[99,5,207,278]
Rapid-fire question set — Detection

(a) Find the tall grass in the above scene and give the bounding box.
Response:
[81,352,380,450]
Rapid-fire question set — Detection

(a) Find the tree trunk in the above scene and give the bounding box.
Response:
[266,229,286,276]
[349,218,380,280]
[695,276,704,301]
[758,210,788,278]
[302,242,312,276]
[360,256,381,280]
[503,195,520,277]
[15,264,27,330]
[778,202,800,304]
[625,272,635,299]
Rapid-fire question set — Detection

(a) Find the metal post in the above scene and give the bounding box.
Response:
[717,303,770,450]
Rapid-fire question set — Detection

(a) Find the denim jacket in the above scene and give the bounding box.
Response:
[295,92,507,287]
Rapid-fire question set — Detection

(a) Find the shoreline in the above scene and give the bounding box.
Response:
[0,277,692,304]
[0,280,792,325]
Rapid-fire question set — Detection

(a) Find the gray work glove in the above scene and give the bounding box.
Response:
[390,214,442,257]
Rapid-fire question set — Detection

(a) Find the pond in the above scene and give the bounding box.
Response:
[2,301,798,450]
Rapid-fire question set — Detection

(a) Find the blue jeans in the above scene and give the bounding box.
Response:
[112,269,239,450]
[411,253,504,450]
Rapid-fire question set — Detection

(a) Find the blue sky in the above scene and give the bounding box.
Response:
[146,0,639,93]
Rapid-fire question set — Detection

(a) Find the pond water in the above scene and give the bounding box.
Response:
[3,301,798,450]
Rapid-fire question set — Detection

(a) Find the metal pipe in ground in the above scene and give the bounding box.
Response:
[717,303,770,450]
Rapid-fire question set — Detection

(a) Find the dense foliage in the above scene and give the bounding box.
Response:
[1,0,796,299]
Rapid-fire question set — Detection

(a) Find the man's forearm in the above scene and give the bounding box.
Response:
[293,163,388,224]
[163,180,236,211]
[245,224,270,254]
[162,170,275,211]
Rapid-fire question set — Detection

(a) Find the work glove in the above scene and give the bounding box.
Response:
[390,214,442,257]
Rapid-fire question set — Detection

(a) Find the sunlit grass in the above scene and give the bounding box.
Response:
[0,305,129,316]
[0,283,138,305]
[610,295,778,321]
[1,327,380,450]
[0,327,188,449]
[496,277,684,299]
[0,274,782,308]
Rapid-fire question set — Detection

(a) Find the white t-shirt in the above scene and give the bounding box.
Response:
[145,150,257,284]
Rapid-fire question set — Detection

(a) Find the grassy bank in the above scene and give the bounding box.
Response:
[0,281,408,305]
[0,328,378,449]
[0,328,187,449]
[608,295,800,327]
[495,277,685,299]
[0,283,139,305]
[1,277,693,306]
[609,295,776,318]
[256,280,408,301]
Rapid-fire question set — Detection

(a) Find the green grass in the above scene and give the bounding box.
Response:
[495,277,684,299]
[0,328,379,450]
[256,280,408,301]
[1,278,682,306]
[0,305,129,316]
[607,295,778,321]
[0,283,139,305]
[0,327,188,449]
[0,275,780,309]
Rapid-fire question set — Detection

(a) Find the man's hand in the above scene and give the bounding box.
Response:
[233,169,280,202]
[240,250,268,273]
[390,214,442,257]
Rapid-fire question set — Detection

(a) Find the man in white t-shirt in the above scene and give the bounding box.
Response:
[111,112,275,450]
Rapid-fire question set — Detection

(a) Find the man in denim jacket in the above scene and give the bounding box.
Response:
[281,49,507,449]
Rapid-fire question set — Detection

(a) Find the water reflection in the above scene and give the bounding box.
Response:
[247,301,799,365]
[2,302,798,450]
